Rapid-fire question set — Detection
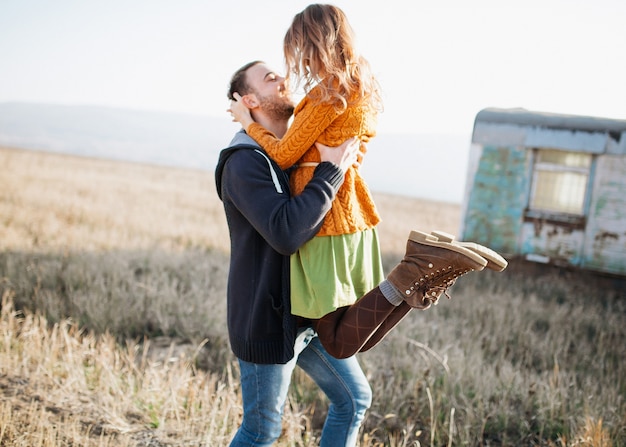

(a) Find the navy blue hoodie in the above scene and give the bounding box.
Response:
[215,131,344,364]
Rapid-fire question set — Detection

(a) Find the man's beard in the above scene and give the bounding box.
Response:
[257,94,295,122]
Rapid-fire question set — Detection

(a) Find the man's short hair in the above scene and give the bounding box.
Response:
[228,60,264,100]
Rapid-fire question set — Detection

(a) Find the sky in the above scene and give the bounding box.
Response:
[1,0,625,138]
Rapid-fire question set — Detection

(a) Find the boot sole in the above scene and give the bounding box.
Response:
[431,230,508,272]
[408,231,487,271]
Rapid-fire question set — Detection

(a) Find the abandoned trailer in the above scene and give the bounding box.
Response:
[460,107,626,276]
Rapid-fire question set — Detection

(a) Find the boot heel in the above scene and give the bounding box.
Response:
[431,230,508,272]
[408,230,439,243]
[430,230,455,243]
[407,230,487,269]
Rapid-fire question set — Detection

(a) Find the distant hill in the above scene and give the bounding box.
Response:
[0,102,470,203]
[0,102,233,171]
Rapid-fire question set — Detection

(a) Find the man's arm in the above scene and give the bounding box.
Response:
[222,150,343,255]
[316,137,360,171]
[222,136,359,254]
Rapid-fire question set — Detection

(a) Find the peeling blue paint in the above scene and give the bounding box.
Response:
[464,145,530,253]
[462,108,626,276]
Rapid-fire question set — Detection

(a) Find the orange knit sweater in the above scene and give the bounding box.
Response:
[247,88,381,236]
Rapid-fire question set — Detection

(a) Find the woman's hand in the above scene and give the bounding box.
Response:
[227,92,255,131]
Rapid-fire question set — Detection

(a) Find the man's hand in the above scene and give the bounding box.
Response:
[315,137,360,173]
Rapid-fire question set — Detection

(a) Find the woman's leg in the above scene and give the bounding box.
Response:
[313,230,491,359]
[359,301,413,352]
[297,335,372,447]
[313,286,397,359]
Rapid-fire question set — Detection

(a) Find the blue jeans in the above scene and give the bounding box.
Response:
[230,327,372,447]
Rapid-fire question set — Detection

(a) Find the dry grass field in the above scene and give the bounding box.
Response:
[1,146,624,446]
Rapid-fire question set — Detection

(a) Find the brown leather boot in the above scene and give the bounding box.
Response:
[387,231,488,308]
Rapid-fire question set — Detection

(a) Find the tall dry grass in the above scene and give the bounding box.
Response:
[1,146,624,446]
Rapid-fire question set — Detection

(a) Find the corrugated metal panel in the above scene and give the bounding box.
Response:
[524,128,607,153]
[582,155,626,275]
[472,122,526,146]
[607,132,626,155]
[473,120,618,154]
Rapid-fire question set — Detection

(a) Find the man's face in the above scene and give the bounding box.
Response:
[246,63,294,121]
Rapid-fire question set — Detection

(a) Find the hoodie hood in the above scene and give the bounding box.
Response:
[228,129,258,148]
[215,130,261,200]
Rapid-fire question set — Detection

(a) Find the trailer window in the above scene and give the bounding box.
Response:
[529,149,591,215]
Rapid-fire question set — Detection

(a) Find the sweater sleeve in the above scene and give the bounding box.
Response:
[222,151,344,255]
[247,97,341,170]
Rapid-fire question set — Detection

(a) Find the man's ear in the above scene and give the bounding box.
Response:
[240,94,259,109]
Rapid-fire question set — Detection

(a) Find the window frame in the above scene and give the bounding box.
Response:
[524,148,594,227]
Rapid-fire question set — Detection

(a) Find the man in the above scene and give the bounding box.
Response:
[215,61,371,447]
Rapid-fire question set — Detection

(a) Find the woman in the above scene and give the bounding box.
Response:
[229,4,501,359]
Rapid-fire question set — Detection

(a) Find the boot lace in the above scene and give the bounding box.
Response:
[420,264,474,302]
[423,279,456,306]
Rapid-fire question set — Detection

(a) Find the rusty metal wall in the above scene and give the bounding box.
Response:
[462,109,626,276]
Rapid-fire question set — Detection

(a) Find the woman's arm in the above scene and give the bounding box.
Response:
[228,92,255,131]
[230,93,341,169]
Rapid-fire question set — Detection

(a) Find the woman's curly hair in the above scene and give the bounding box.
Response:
[283,4,382,112]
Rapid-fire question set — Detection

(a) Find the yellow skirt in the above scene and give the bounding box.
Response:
[290,228,385,319]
